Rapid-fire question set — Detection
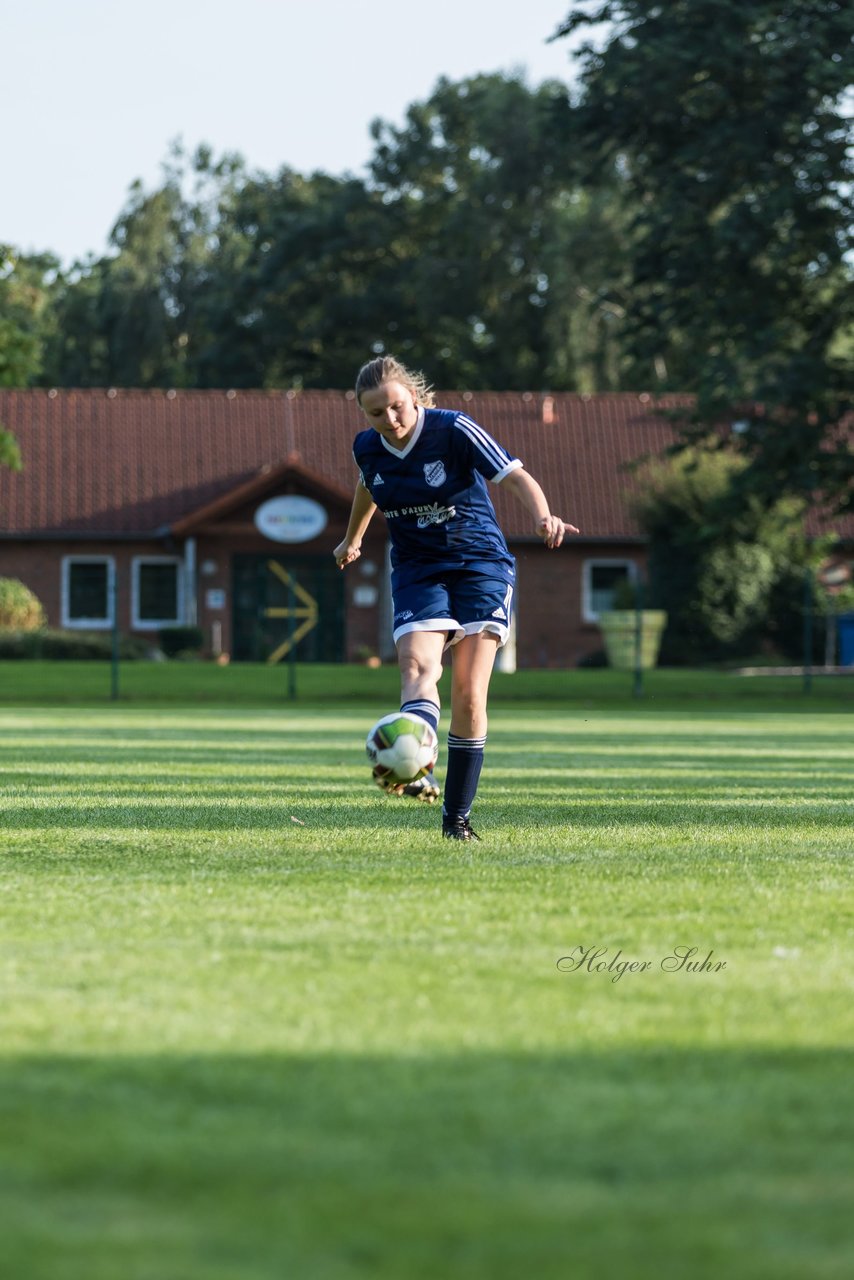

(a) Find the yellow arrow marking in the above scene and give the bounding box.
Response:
[263,562,319,663]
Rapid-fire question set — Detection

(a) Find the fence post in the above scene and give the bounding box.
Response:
[802,567,814,695]
[287,572,297,701]
[633,578,644,699]
[110,569,120,702]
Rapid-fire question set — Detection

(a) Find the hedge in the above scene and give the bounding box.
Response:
[0,630,151,660]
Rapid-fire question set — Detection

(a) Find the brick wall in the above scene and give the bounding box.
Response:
[512,542,647,668]
[0,541,172,637]
[0,534,647,669]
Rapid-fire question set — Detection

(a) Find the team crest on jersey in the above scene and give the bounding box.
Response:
[423,460,446,488]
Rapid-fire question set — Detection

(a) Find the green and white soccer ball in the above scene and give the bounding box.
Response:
[366,712,439,785]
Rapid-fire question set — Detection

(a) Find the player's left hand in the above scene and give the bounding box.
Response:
[538,515,579,549]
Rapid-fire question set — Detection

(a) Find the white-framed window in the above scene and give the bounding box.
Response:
[132,557,183,629]
[61,556,115,629]
[582,559,638,622]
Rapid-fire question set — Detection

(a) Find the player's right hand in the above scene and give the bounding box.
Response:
[333,540,361,569]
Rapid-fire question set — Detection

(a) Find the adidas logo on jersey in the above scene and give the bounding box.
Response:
[372,473,384,485]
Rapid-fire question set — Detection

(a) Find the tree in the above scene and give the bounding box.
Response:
[631,448,817,662]
[43,143,249,388]
[176,74,634,392]
[0,245,58,389]
[208,167,407,388]
[541,180,646,390]
[552,1,854,511]
[207,74,592,391]
[0,424,21,471]
[40,80,645,394]
[0,245,59,468]
[42,147,404,391]
[367,73,576,389]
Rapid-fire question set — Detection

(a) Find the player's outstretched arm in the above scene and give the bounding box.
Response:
[499,468,579,549]
[334,482,377,568]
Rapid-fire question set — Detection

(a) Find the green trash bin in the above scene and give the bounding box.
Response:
[599,610,668,670]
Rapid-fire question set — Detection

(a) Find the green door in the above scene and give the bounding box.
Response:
[232,555,345,663]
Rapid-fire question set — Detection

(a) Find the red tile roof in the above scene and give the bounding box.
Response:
[0,388,847,541]
[0,388,679,541]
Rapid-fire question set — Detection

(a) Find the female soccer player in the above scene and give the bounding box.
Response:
[334,355,577,841]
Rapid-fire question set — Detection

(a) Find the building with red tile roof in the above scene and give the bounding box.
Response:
[0,389,847,667]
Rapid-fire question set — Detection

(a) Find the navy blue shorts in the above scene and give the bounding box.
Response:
[391,567,515,649]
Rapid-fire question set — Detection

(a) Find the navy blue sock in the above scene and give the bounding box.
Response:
[443,734,486,822]
[400,699,440,736]
[401,699,440,775]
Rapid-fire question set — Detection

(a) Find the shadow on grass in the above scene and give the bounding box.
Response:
[1,1048,851,1280]
[1,792,852,834]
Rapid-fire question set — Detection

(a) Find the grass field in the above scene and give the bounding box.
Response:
[1,658,853,707]
[1,688,852,1278]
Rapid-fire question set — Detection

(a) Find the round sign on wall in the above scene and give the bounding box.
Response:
[254,495,328,543]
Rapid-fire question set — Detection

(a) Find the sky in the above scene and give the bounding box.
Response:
[3,0,583,268]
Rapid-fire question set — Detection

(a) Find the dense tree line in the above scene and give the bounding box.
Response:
[552,0,854,515]
[3,78,634,396]
[1,1,852,519]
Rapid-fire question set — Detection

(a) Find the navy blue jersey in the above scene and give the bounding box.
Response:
[353,407,522,579]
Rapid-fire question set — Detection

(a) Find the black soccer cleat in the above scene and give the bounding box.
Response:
[441,817,480,841]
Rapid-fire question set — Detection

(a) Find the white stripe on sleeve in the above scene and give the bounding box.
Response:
[454,413,516,475]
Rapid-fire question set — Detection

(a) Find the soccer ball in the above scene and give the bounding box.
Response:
[365,712,439,785]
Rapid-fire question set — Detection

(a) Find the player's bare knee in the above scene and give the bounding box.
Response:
[399,651,442,689]
[451,691,485,727]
